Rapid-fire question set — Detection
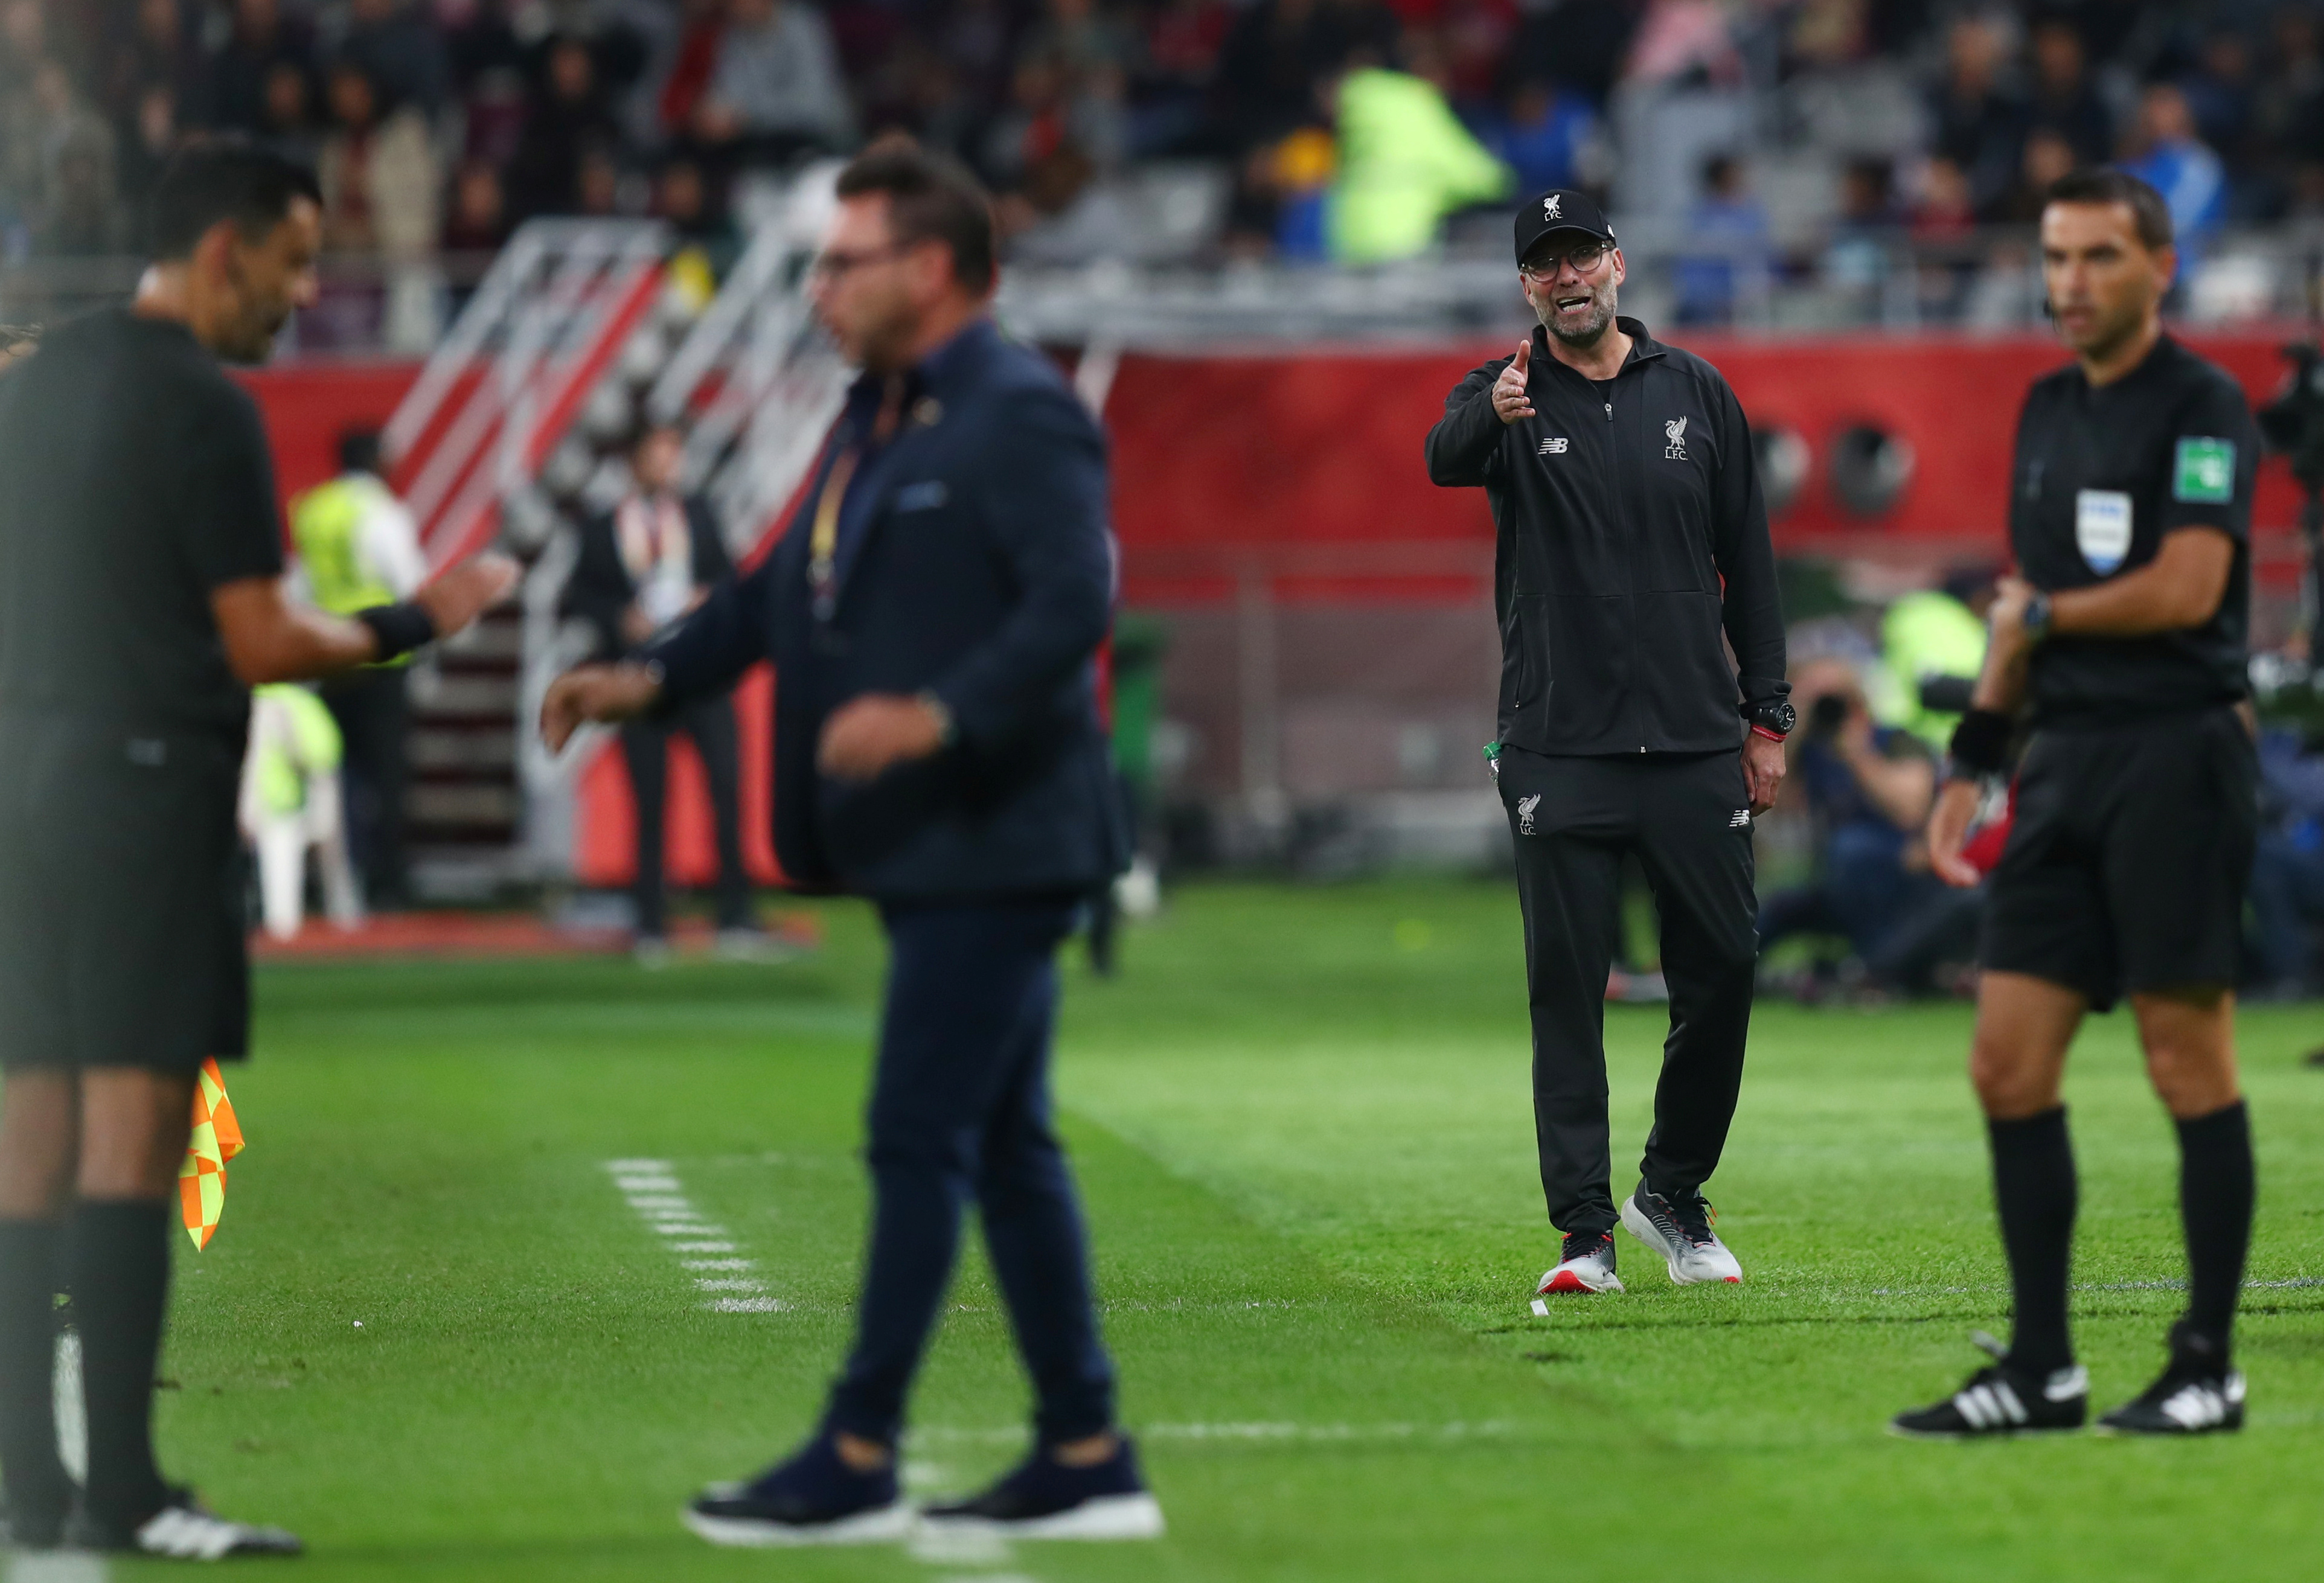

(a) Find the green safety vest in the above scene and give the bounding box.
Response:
[251,684,344,816]
[1875,591,1988,750]
[1328,69,1512,266]
[291,475,396,615]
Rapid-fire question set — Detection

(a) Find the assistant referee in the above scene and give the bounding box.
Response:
[1425,189,1790,1300]
[0,144,512,1556]
[1894,169,2261,1440]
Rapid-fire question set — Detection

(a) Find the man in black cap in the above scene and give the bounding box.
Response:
[1425,188,1790,1302]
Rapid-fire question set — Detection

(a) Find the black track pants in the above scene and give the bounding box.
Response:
[1499,745,1760,1237]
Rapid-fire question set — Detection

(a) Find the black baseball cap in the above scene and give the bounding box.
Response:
[1514,188,1615,267]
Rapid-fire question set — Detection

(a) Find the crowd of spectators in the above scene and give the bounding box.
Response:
[10,3,2324,298]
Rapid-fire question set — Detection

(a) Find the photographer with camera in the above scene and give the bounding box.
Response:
[1759,654,1976,997]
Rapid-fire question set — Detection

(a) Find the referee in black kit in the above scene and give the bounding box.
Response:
[1895,170,2263,1439]
[0,144,512,1556]
[1426,189,1790,1300]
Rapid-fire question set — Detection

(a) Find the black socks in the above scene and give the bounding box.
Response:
[1989,1106,2078,1376]
[0,1218,66,1526]
[2175,1099,2255,1357]
[65,1199,173,1526]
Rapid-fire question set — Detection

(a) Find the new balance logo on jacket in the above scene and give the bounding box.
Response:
[1538,436,1569,455]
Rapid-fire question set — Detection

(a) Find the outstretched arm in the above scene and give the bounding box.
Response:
[1424,345,1526,485]
[212,553,516,685]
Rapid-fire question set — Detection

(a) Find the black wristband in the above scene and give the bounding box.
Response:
[1946,707,2013,779]
[356,601,438,662]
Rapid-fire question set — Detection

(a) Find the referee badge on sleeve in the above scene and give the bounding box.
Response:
[2172,437,2235,505]
[2075,489,2132,575]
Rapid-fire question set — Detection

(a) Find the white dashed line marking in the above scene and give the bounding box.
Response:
[603,1160,789,1314]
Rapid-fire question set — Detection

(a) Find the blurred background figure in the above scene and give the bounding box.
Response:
[1759,654,1976,1000]
[565,420,757,961]
[1674,153,1768,326]
[1874,566,1993,751]
[697,0,854,170]
[2250,723,2324,1000]
[1324,59,1508,265]
[291,429,426,911]
[239,682,361,941]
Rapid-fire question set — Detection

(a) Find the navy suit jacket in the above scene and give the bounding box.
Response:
[643,318,1127,901]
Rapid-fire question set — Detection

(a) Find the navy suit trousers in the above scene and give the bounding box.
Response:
[825,897,1117,1446]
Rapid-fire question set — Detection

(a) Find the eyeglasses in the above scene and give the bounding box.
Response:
[808,242,912,283]
[1520,240,1611,280]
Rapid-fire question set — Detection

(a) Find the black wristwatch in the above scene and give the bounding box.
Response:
[1745,699,1796,740]
[2021,589,2054,644]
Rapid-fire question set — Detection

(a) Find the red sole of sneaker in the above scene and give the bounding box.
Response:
[1540,1270,1604,1294]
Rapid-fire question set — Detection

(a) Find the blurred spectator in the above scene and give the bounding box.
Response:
[699,0,856,164]
[318,60,440,258]
[1134,0,1230,156]
[639,0,729,149]
[1759,656,1972,998]
[2253,7,2324,207]
[443,157,510,252]
[1927,13,2021,217]
[1479,79,1597,197]
[1214,0,1389,154]
[109,0,201,133]
[337,0,452,119]
[1674,152,1769,325]
[2178,26,2256,184]
[507,36,626,221]
[2023,18,2110,166]
[257,57,322,165]
[1505,0,1640,109]
[1823,154,1897,292]
[2250,725,2324,1000]
[24,60,123,257]
[202,0,317,135]
[114,80,183,206]
[658,155,739,264]
[1989,126,2078,226]
[2122,81,2225,261]
[1325,63,1508,264]
[1,0,56,220]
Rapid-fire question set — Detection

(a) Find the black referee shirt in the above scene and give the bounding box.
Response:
[2011,333,2255,727]
[1426,317,1788,756]
[0,309,284,741]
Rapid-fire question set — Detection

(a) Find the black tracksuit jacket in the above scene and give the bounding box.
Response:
[1424,318,1788,756]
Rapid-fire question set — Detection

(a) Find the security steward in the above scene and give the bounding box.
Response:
[292,427,426,908]
[1424,188,1790,1300]
[0,142,513,1558]
[540,142,1158,1544]
[1895,169,2262,1440]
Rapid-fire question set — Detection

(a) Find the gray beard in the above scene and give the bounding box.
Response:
[1540,289,1618,347]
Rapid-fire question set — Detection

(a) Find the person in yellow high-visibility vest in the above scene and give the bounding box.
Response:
[290,428,426,909]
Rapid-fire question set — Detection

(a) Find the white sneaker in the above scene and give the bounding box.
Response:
[1620,1184,1742,1285]
[1536,1232,1624,1296]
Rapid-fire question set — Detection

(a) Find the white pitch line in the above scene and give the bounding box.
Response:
[603,1160,789,1314]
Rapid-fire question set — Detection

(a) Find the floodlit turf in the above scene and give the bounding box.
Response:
[21,880,2322,1582]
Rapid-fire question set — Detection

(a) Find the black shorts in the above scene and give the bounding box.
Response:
[1982,706,2256,1011]
[0,711,249,1076]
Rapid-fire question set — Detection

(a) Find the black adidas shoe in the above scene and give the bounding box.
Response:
[1890,1333,2089,1439]
[67,1488,302,1558]
[683,1433,910,1547]
[2097,1322,2246,1436]
[921,1435,1164,1540]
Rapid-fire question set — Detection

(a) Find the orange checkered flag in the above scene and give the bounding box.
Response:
[179,1058,246,1251]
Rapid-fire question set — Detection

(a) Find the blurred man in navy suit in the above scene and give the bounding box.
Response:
[542,141,1155,1544]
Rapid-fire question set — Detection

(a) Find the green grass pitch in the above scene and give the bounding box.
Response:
[52,880,2324,1581]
